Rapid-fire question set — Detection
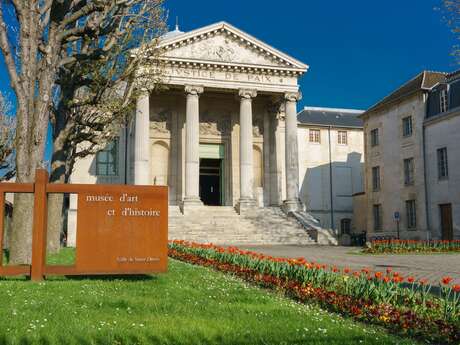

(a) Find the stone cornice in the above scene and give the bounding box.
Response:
[161,58,305,76]
[424,106,460,127]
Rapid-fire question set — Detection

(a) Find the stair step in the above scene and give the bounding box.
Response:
[167,206,316,245]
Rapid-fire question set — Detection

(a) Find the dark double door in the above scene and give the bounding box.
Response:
[440,204,453,240]
[199,158,223,206]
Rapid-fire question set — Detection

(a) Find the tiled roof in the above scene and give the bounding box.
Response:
[364,71,447,115]
[297,107,364,128]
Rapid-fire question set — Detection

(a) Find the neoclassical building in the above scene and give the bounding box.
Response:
[67,22,363,245]
[133,21,308,213]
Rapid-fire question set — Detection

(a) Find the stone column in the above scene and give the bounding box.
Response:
[134,92,151,185]
[283,92,302,213]
[237,89,257,213]
[182,85,204,209]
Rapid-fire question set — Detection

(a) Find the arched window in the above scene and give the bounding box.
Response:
[151,141,169,186]
[341,218,351,235]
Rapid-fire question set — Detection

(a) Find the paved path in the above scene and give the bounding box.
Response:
[237,245,460,286]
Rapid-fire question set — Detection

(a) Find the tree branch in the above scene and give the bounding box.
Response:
[0,5,23,96]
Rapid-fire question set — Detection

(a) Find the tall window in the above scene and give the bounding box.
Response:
[440,89,448,113]
[340,218,351,235]
[96,139,119,176]
[309,129,321,143]
[370,128,379,147]
[338,131,347,145]
[437,147,448,179]
[402,116,413,137]
[406,200,417,229]
[403,158,414,185]
[373,204,382,231]
[372,166,380,191]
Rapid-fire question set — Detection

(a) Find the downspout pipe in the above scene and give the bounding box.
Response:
[328,126,334,230]
[422,93,431,240]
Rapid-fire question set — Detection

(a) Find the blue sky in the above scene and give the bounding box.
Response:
[0,0,456,163]
[164,0,457,110]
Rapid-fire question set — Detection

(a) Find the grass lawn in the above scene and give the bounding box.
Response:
[0,249,419,345]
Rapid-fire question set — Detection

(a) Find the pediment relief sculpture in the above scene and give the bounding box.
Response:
[165,33,286,68]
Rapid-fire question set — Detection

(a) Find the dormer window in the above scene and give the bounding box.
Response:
[440,89,448,113]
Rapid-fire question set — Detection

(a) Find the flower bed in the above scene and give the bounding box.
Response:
[169,240,460,345]
[363,240,460,254]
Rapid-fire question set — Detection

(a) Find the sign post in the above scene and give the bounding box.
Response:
[394,211,400,240]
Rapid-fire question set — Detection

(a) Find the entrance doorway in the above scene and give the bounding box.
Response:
[200,158,223,206]
[440,204,453,240]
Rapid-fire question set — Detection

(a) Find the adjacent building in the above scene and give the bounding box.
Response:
[297,107,364,235]
[424,70,460,240]
[360,70,460,240]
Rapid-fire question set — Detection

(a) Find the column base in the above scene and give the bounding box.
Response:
[282,199,302,214]
[181,197,203,215]
[236,198,256,214]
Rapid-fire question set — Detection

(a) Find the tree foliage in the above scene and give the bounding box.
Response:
[50,0,166,184]
[442,0,460,63]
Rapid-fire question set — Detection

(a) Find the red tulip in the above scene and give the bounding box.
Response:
[441,276,453,285]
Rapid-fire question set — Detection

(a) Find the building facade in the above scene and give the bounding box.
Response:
[297,107,364,235]
[361,70,460,240]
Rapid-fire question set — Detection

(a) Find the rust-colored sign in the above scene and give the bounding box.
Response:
[0,169,168,280]
[76,187,167,274]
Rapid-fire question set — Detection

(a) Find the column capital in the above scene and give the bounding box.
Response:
[238,89,257,99]
[185,85,204,95]
[284,91,302,102]
[137,88,150,98]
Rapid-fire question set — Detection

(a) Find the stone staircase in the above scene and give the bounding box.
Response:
[168,206,316,245]
[291,211,339,245]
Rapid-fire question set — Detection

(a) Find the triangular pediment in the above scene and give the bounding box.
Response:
[159,22,308,72]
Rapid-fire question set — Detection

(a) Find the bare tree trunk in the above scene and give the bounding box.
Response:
[46,193,64,253]
[9,194,34,264]
[8,102,39,264]
[47,123,74,253]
